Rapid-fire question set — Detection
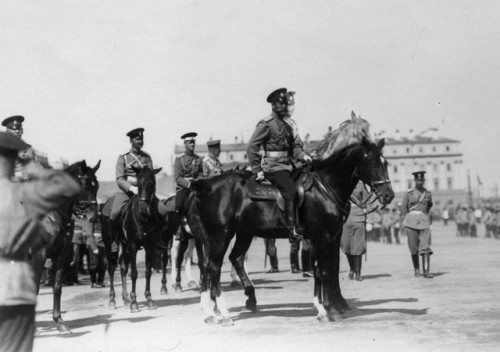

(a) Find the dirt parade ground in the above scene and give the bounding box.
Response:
[33,222,500,352]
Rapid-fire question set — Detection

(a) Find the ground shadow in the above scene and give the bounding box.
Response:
[146,295,200,308]
[430,271,447,277]
[345,307,428,318]
[230,302,316,320]
[349,297,419,307]
[361,273,392,280]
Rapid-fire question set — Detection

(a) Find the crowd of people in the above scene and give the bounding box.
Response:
[452,204,500,239]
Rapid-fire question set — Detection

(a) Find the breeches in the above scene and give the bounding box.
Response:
[110,192,130,221]
[264,170,297,201]
[0,305,35,352]
[406,227,432,255]
[341,222,366,255]
[175,188,191,213]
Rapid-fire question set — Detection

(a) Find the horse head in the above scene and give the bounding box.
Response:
[356,137,394,206]
[65,160,100,222]
[133,166,162,217]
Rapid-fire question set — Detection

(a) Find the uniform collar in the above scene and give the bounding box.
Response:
[184,149,194,157]
[130,147,142,155]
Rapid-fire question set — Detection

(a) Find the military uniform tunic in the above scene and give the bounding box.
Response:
[173,152,202,213]
[246,112,306,174]
[401,187,433,255]
[202,154,223,178]
[341,181,370,255]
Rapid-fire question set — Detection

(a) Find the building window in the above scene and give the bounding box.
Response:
[434,178,439,191]
[447,177,453,190]
[419,147,423,153]
[244,154,247,159]
[432,146,436,152]
[230,154,234,161]
[393,165,398,173]
[406,147,410,153]
[393,149,397,154]
[433,164,438,172]
[447,163,451,172]
[446,145,450,152]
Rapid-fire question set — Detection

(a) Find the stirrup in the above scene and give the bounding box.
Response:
[289,228,303,241]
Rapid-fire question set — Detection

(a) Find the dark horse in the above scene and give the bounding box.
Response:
[187,113,394,325]
[32,160,100,333]
[102,166,163,312]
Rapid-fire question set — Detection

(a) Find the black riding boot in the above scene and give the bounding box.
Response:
[301,248,313,277]
[290,251,300,273]
[173,210,186,241]
[422,253,434,278]
[412,254,420,277]
[347,254,355,280]
[354,255,363,281]
[110,218,120,253]
[285,199,303,242]
[267,255,279,273]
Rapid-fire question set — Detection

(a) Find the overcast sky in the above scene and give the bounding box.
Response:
[1,0,499,196]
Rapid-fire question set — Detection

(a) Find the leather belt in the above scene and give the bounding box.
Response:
[265,151,289,158]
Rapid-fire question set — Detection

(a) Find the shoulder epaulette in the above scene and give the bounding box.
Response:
[407,188,413,193]
[141,150,151,157]
[121,152,131,157]
[263,114,275,122]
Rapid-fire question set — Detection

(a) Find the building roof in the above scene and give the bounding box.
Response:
[383,136,460,145]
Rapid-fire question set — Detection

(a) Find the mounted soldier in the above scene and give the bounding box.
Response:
[109,128,167,250]
[173,132,203,241]
[246,88,312,242]
[2,115,39,182]
[401,171,434,278]
[202,139,223,178]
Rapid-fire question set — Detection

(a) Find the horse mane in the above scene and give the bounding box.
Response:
[312,112,373,168]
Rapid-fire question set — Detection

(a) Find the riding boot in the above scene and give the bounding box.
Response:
[347,254,355,280]
[285,199,303,241]
[301,248,314,277]
[412,254,420,277]
[355,255,363,281]
[267,255,279,273]
[173,211,186,241]
[422,253,434,279]
[110,219,120,253]
[290,251,301,273]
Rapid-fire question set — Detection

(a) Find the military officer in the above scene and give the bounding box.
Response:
[246,88,312,241]
[173,132,203,240]
[202,139,223,178]
[110,128,167,248]
[401,171,434,278]
[2,115,39,181]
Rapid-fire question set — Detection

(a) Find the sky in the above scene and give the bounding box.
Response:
[1,0,499,196]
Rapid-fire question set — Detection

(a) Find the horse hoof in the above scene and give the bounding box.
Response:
[328,311,343,322]
[160,287,168,295]
[123,298,131,305]
[57,324,72,333]
[187,280,197,288]
[245,299,258,313]
[220,317,234,326]
[173,284,182,293]
[316,314,329,323]
[148,303,158,310]
[204,316,218,325]
[130,303,140,313]
[108,301,117,310]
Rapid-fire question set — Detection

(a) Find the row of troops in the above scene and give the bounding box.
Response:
[455,204,500,239]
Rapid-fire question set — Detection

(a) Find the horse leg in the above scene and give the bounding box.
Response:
[333,236,351,312]
[175,238,189,290]
[313,263,329,323]
[316,245,343,322]
[107,251,118,309]
[53,266,71,333]
[228,234,256,313]
[185,238,197,288]
[160,248,169,295]
[144,244,157,310]
[120,250,131,305]
[170,238,183,292]
[129,246,139,312]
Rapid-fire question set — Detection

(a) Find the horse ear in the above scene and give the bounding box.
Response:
[351,111,358,122]
[377,138,385,151]
[153,167,163,175]
[81,160,88,169]
[92,160,101,173]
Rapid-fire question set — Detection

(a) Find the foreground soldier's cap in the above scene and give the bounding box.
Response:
[0,131,30,152]
[412,171,426,180]
[181,132,197,142]
[266,88,287,104]
[2,115,25,130]
[207,139,221,147]
[126,128,144,138]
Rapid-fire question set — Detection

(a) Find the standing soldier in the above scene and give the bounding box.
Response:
[0,132,80,352]
[2,115,39,181]
[246,88,312,242]
[483,206,493,238]
[202,139,223,178]
[173,132,203,241]
[341,180,371,281]
[110,128,167,250]
[391,208,402,244]
[401,171,434,278]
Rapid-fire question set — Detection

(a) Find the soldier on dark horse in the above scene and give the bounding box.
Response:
[186,93,394,325]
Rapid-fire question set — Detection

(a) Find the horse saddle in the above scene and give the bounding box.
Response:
[245,168,314,211]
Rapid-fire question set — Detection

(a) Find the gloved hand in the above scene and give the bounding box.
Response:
[256,171,265,182]
[302,155,312,164]
[129,186,138,195]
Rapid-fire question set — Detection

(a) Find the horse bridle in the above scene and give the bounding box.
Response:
[73,174,99,219]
